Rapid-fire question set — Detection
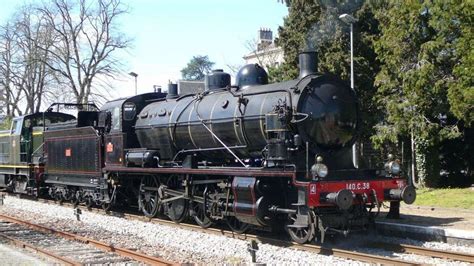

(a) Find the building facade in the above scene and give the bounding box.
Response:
[242,28,284,70]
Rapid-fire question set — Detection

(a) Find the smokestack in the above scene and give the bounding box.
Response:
[298,51,318,78]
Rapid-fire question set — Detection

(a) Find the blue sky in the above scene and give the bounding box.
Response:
[0,0,288,98]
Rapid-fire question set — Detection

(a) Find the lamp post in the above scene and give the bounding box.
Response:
[339,14,357,89]
[129,72,138,95]
[339,13,359,169]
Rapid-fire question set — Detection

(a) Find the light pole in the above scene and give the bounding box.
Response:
[129,72,138,95]
[339,14,357,89]
[339,13,359,169]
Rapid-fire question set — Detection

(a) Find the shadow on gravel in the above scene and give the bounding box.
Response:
[378,213,464,227]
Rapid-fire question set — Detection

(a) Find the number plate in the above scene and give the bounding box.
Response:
[346,182,370,190]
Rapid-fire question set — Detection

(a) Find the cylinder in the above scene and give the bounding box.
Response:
[299,51,318,78]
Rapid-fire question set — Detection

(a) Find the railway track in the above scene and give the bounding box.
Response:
[367,241,474,264]
[5,194,474,265]
[76,202,473,265]
[0,213,173,265]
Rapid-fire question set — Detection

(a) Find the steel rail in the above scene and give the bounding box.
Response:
[368,241,474,263]
[0,232,80,265]
[0,213,174,266]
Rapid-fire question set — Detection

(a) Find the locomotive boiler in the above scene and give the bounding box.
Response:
[134,51,358,171]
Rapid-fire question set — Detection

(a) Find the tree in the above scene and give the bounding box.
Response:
[0,21,22,116]
[0,6,55,117]
[373,1,473,187]
[11,6,55,114]
[36,0,131,104]
[181,55,214,81]
[275,0,382,138]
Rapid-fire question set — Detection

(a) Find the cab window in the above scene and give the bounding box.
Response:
[111,107,121,131]
[11,119,22,135]
[123,102,136,121]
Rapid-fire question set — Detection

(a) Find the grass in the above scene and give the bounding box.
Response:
[412,188,474,209]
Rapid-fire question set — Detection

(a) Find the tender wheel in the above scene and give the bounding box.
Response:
[226,216,250,234]
[55,191,64,204]
[69,190,77,205]
[102,202,112,211]
[85,196,94,209]
[285,210,315,244]
[101,184,115,212]
[138,176,160,218]
[73,191,82,207]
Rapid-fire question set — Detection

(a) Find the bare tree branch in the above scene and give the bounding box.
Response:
[36,0,130,104]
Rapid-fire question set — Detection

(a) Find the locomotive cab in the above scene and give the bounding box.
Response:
[101,92,167,167]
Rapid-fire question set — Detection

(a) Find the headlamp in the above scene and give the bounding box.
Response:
[311,155,328,178]
[389,161,401,175]
[313,163,328,178]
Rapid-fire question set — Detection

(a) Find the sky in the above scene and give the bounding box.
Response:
[0,0,288,100]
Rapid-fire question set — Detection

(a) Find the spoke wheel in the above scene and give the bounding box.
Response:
[166,199,188,223]
[285,211,315,244]
[165,176,189,223]
[191,201,212,228]
[139,176,160,218]
[226,216,250,234]
[191,184,213,228]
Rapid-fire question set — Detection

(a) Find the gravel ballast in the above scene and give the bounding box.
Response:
[1,196,472,265]
[1,196,359,264]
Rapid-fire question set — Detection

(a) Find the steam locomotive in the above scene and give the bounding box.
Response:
[0,51,415,243]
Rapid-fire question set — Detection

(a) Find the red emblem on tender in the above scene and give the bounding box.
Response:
[65,148,72,157]
[106,142,114,153]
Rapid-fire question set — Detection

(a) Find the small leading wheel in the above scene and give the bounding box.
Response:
[285,211,315,244]
[138,176,160,218]
[226,216,250,234]
[190,201,212,228]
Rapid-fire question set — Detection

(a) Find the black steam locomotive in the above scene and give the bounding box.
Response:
[0,51,415,243]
